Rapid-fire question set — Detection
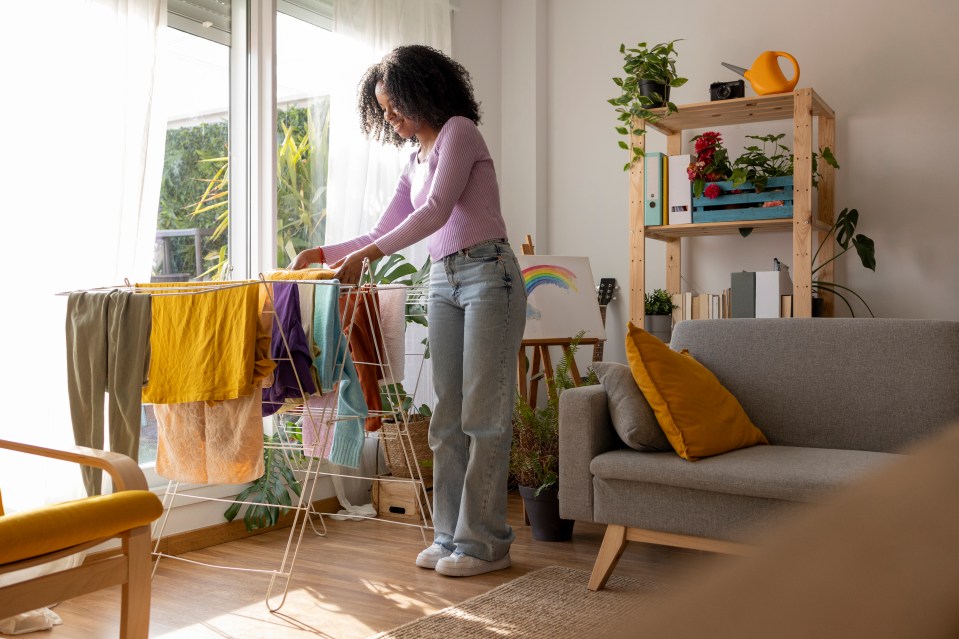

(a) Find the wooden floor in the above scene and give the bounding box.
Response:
[43,492,719,638]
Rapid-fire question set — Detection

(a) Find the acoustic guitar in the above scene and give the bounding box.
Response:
[592,278,616,362]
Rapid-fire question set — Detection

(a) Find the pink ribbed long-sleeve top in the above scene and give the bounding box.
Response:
[321,116,508,263]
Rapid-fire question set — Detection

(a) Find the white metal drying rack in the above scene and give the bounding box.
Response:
[63,265,434,611]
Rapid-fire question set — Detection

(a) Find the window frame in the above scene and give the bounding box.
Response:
[145,0,332,498]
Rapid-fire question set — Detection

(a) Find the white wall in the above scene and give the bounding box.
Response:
[459,0,959,365]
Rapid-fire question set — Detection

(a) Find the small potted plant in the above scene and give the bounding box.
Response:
[644,288,676,342]
[610,40,688,170]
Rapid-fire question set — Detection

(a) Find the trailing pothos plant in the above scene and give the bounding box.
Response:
[610,40,688,171]
[224,429,304,532]
[812,207,877,317]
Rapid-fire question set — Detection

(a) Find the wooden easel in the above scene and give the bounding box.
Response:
[516,235,601,406]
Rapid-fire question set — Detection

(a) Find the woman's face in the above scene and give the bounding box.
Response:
[375,81,415,140]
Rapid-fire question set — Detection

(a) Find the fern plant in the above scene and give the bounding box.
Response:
[510,334,598,496]
[224,429,304,532]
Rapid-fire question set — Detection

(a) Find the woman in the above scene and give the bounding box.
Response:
[290,45,526,578]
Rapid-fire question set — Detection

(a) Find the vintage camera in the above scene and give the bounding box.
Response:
[710,80,745,101]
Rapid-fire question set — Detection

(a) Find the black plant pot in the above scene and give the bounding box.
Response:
[812,296,825,317]
[519,485,575,542]
[638,80,670,107]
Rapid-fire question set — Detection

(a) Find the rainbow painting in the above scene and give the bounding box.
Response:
[522,264,579,296]
[516,256,605,341]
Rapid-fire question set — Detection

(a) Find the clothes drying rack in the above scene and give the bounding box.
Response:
[63,263,434,612]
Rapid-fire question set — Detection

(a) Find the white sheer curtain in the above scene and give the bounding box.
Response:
[0,0,166,511]
[327,0,452,251]
[326,0,450,507]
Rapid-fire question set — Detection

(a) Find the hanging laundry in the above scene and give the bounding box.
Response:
[66,290,151,496]
[377,285,409,385]
[264,267,336,281]
[265,268,337,395]
[340,287,385,431]
[140,282,270,404]
[313,281,367,468]
[154,392,264,484]
[300,392,338,460]
[263,282,317,416]
[138,281,275,486]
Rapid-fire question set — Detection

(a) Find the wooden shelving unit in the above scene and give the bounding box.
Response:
[629,88,837,322]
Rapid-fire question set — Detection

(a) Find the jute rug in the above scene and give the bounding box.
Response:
[368,566,666,638]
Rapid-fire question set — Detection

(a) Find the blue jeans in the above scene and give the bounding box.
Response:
[428,239,527,561]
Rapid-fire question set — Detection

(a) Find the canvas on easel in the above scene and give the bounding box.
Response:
[516,255,606,342]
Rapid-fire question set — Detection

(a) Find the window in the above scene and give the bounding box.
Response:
[141,3,336,478]
[151,27,231,284]
[275,11,334,267]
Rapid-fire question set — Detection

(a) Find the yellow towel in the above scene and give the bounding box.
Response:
[140,281,273,404]
[264,268,336,281]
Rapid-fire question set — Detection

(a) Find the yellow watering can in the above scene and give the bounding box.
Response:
[722,51,800,95]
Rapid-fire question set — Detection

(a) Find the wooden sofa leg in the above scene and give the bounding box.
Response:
[588,524,628,591]
[120,526,152,639]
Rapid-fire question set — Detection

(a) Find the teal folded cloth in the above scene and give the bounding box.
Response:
[313,281,367,468]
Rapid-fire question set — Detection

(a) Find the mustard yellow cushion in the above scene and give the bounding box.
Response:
[625,322,768,461]
[0,490,163,565]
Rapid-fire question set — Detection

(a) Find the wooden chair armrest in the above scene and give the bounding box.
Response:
[0,439,148,491]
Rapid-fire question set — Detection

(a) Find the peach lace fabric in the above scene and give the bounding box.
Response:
[154,392,264,484]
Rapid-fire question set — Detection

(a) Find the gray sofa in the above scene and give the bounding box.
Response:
[559,318,959,589]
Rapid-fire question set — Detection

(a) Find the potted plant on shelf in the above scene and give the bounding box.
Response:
[812,207,877,317]
[688,131,733,199]
[643,288,676,342]
[610,40,688,171]
[511,336,598,542]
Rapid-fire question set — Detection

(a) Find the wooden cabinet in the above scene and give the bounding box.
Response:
[629,88,837,321]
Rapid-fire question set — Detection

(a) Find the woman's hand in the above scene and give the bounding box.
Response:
[289,247,324,270]
[332,244,386,285]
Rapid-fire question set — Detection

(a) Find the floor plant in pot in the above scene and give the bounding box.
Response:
[643,288,676,343]
[610,40,688,170]
[511,336,598,541]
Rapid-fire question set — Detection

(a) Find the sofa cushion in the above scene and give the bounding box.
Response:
[625,322,768,461]
[592,362,671,452]
[590,446,899,503]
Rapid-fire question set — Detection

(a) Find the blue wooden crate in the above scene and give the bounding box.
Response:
[692,176,793,223]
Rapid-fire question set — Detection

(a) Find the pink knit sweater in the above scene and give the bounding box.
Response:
[321,116,508,263]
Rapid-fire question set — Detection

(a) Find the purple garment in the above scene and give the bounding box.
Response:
[320,116,508,262]
[263,282,316,416]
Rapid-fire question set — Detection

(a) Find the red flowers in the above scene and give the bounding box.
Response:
[688,131,733,199]
[695,131,723,154]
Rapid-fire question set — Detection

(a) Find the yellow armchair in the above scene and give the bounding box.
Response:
[0,439,163,639]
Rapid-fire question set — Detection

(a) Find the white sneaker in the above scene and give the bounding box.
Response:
[415,543,453,569]
[435,551,511,577]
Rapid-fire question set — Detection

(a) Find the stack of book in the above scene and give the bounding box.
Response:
[670,290,732,322]
[668,264,794,322]
[730,266,793,318]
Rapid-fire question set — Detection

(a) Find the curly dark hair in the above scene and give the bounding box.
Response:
[357,45,481,147]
